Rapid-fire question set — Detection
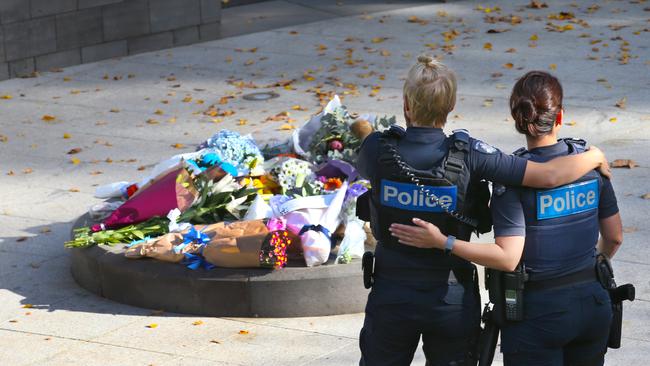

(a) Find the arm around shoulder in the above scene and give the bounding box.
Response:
[522,147,610,188]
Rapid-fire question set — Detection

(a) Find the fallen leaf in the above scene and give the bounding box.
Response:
[7,170,15,176]
[483,42,493,51]
[182,96,192,103]
[238,119,247,125]
[69,188,80,192]
[137,166,146,171]
[210,340,221,344]
[168,117,177,123]
[379,49,391,57]
[146,324,158,329]
[63,133,71,139]
[171,143,184,149]
[41,115,56,121]
[615,97,627,109]
[22,304,33,309]
[641,193,650,200]
[192,320,204,326]
[67,148,82,154]
[528,0,548,9]
[0,135,7,142]
[154,109,164,115]
[566,120,576,126]
[529,34,539,41]
[491,72,503,78]
[549,63,557,70]
[1,95,12,99]
[505,48,517,53]
[278,124,295,130]
[109,108,120,113]
[610,159,638,168]
[146,119,159,125]
[238,330,249,335]
[71,157,81,165]
[89,171,103,175]
[371,37,388,43]
[23,168,33,174]
[503,63,514,69]
[609,117,617,123]
[40,227,51,233]
[291,105,305,111]
[16,237,28,242]
[407,16,429,25]
[9,320,18,323]
[244,59,255,66]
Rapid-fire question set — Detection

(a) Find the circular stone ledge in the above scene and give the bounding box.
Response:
[69,214,369,317]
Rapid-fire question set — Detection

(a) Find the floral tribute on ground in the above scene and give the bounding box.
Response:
[65,96,394,269]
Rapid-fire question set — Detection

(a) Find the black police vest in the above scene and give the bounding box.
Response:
[514,139,601,280]
[368,127,484,267]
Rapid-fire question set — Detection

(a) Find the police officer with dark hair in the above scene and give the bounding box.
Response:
[390,70,623,366]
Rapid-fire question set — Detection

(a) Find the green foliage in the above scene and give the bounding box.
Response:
[65,182,258,249]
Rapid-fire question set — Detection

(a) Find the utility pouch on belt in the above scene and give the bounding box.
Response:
[595,253,635,349]
[362,251,374,289]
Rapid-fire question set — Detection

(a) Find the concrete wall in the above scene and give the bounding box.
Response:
[0,0,221,80]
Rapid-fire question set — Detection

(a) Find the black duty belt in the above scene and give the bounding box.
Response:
[525,267,596,291]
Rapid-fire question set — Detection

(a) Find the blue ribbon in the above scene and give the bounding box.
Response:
[126,236,152,248]
[174,226,210,254]
[199,153,238,177]
[186,159,206,172]
[181,253,216,270]
[298,224,331,240]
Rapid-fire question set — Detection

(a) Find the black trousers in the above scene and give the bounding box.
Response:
[359,278,481,366]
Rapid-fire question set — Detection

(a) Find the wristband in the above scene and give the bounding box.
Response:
[444,235,456,256]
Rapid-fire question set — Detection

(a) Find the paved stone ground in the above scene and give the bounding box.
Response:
[1,0,649,365]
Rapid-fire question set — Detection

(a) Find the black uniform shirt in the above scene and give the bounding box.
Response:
[357,127,528,187]
[356,127,528,277]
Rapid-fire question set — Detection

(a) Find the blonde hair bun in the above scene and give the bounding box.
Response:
[417,54,436,67]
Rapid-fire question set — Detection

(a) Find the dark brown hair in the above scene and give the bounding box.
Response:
[510,71,563,137]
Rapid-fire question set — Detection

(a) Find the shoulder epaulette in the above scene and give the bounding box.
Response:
[451,129,470,151]
[512,147,529,157]
[382,125,406,139]
[559,137,587,154]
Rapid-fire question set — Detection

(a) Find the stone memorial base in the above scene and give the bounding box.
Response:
[69,215,369,317]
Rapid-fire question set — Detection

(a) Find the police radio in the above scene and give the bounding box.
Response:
[502,266,528,321]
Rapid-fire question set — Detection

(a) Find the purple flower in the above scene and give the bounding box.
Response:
[345,182,368,202]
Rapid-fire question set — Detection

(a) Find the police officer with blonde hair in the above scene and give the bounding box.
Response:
[390,71,622,365]
[357,58,612,365]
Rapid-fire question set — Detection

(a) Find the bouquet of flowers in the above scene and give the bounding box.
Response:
[299,99,396,165]
[65,174,257,248]
[196,130,264,176]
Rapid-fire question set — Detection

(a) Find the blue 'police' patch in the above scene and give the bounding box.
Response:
[536,179,599,220]
[380,179,457,212]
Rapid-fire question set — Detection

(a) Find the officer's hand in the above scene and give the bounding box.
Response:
[389,218,446,249]
[587,145,612,179]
